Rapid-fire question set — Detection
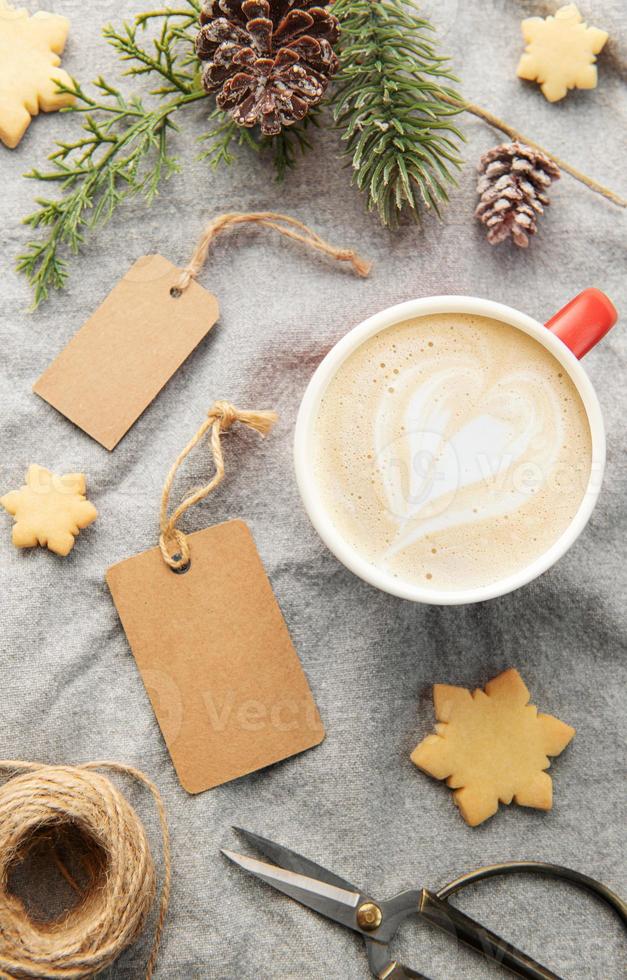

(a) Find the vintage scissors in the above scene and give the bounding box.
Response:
[223,829,627,980]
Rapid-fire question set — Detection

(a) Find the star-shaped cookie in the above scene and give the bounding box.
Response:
[411,668,575,826]
[517,4,608,103]
[0,0,75,149]
[1,464,97,556]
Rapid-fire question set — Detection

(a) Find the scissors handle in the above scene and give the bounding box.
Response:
[419,890,562,980]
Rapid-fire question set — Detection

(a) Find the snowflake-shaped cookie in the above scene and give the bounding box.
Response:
[1,464,97,556]
[0,0,75,148]
[517,4,608,103]
[411,668,575,826]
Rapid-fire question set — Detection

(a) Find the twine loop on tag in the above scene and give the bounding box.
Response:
[173,211,372,293]
[159,400,278,571]
[0,760,170,980]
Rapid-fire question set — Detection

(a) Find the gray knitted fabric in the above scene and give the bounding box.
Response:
[0,2,625,977]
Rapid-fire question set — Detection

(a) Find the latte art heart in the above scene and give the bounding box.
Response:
[375,363,564,556]
[313,313,592,591]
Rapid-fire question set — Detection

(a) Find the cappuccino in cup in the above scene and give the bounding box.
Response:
[311,313,593,593]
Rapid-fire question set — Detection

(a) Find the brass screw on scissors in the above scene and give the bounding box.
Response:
[357,902,383,932]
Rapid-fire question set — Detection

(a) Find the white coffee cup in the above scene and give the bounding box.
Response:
[294,290,617,604]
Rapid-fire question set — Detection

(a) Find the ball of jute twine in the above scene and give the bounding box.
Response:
[0,761,171,980]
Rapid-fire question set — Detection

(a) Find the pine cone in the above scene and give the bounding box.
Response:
[196,0,340,136]
[475,142,560,247]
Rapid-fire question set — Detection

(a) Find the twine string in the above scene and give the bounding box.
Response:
[174,211,372,292]
[159,400,278,570]
[0,760,171,980]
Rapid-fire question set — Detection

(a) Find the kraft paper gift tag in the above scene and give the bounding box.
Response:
[34,254,220,451]
[33,212,370,451]
[106,401,325,793]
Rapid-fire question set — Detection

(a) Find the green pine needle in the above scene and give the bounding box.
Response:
[332,0,465,228]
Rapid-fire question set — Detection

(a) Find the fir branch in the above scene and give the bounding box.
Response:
[199,109,318,180]
[332,0,465,227]
[18,84,207,307]
[103,2,201,96]
[103,22,194,95]
[269,111,320,182]
[199,110,261,168]
[17,1,215,308]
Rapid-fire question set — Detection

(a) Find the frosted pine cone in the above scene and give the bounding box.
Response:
[196,0,340,136]
[475,142,560,247]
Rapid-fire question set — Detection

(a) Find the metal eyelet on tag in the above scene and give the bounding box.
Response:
[169,553,190,575]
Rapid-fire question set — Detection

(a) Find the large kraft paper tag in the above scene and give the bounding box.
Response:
[106,520,325,793]
[34,255,219,451]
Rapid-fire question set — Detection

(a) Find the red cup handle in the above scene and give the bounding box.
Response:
[545,288,618,359]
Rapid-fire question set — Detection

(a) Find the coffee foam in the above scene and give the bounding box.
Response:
[312,313,592,592]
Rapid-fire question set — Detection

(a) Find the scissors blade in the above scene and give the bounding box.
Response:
[223,848,366,933]
[232,827,360,893]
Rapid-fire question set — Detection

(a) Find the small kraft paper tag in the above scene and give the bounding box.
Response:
[106,401,324,793]
[32,213,370,451]
[107,521,325,793]
[33,254,219,451]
